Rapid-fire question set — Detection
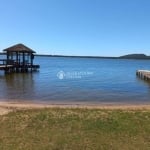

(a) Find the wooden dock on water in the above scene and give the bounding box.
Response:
[136,70,150,81]
[0,43,40,73]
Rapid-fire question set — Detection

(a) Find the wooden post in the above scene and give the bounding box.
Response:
[7,52,9,65]
[15,52,19,72]
[16,52,18,63]
[31,53,34,72]
[22,52,25,72]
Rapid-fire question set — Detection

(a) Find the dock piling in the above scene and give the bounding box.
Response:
[136,70,150,81]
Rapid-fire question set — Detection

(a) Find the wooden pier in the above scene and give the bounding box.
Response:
[136,70,150,81]
[0,63,39,73]
[0,43,40,73]
[0,65,14,70]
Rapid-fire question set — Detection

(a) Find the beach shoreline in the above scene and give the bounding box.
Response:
[1,101,150,115]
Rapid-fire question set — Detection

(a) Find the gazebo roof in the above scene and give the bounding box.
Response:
[3,43,36,53]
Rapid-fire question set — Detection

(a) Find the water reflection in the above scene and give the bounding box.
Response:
[136,76,150,87]
[0,73,36,101]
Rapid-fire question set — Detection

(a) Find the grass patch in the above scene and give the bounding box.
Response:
[0,108,150,150]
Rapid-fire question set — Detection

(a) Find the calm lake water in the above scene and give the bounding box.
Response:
[0,56,150,104]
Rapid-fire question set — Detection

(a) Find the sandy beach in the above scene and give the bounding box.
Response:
[1,101,150,115]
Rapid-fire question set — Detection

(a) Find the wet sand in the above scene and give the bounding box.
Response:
[0,101,150,115]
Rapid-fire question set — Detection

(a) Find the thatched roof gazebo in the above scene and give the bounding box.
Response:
[3,43,36,53]
[1,43,39,72]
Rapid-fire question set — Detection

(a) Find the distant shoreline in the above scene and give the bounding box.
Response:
[36,54,118,59]
[36,54,150,60]
[1,52,150,60]
[33,54,150,60]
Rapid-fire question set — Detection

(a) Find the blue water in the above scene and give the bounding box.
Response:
[0,56,150,104]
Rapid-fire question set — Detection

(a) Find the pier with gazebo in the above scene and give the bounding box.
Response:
[0,43,40,73]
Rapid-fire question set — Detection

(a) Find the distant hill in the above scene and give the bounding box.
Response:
[119,54,150,59]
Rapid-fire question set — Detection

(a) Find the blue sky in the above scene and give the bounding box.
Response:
[0,0,150,56]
